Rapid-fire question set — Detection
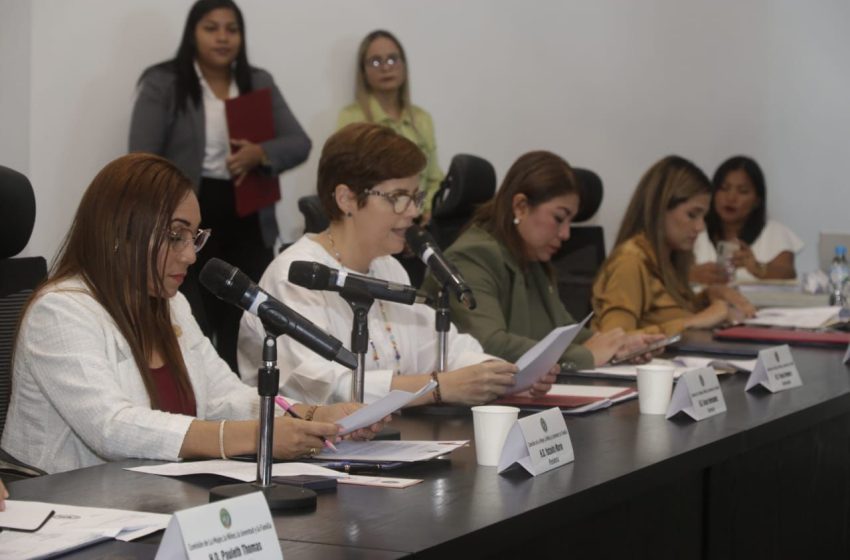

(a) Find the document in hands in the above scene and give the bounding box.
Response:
[510,314,591,394]
[336,380,436,435]
[0,502,169,560]
[576,356,756,381]
[126,460,345,482]
[313,440,467,462]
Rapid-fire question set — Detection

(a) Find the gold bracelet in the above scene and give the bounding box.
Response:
[304,405,318,422]
[218,420,227,460]
[431,371,443,404]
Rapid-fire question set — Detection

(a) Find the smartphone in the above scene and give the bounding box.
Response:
[608,334,682,365]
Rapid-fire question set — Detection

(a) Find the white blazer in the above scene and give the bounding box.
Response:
[1,278,260,474]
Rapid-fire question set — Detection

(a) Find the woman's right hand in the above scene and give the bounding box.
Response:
[583,328,628,366]
[685,300,731,330]
[272,416,339,459]
[440,360,518,405]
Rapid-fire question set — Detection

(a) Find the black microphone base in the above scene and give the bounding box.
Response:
[209,482,317,511]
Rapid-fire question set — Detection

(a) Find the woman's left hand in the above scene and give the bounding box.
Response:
[619,333,667,364]
[529,365,559,398]
[227,139,267,185]
[313,402,389,441]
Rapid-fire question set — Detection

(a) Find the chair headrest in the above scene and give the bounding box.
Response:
[0,166,36,259]
[431,154,496,219]
[572,167,603,223]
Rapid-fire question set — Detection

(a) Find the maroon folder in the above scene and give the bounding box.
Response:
[714,326,850,348]
[225,88,280,217]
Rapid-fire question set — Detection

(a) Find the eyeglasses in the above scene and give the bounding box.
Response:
[166,227,211,253]
[366,54,402,69]
[363,189,426,214]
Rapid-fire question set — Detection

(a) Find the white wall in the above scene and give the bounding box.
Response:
[3,0,849,271]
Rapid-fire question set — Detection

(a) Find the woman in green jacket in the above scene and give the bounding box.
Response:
[430,151,662,370]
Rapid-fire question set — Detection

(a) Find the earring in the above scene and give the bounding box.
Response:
[513,217,520,225]
[346,212,353,218]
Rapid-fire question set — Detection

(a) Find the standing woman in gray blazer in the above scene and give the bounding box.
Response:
[129,0,311,371]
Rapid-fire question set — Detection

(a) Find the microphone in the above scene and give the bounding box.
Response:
[405,225,476,310]
[199,258,357,370]
[288,261,432,306]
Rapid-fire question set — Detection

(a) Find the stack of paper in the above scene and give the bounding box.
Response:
[744,306,842,329]
[497,384,636,413]
[575,356,756,381]
[125,460,345,481]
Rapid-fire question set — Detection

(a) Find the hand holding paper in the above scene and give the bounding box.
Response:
[510,315,590,395]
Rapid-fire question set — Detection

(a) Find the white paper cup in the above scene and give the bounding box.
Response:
[471,405,520,466]
[636,365,675,415]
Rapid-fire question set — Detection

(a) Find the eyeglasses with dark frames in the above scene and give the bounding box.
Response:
[366,54,402,69]
[363,189,425,214]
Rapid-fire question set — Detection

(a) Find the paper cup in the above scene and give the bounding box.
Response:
[471,405,519,466]
[636,365,675,415]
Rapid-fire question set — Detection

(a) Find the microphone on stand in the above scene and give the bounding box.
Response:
[288,260,432,306]
[405,225,476,310]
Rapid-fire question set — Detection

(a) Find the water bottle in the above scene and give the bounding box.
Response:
[828,245,849,307]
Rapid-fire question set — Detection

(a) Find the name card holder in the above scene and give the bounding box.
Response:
[666,367,727,421]
[498,408,574,476]
[745,344,803,393]
[843,343,849,365]
[155,492,282,560]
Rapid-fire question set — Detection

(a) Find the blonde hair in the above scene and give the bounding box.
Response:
[354,30,411,123]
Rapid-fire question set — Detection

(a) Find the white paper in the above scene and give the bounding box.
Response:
[313,440,467,462]
[126,460,345,482]
[546,384,632,399]
[745,344,803,393]
[498,408,574,475]
[0,503,169,560]
[743,306,841,329]
[577,356,755,381]
[0,500,54,531]
[337,475,422,488]
[511,315,591,394]
[336,380,436,435]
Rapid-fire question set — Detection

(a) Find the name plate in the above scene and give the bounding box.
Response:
[155,492,282,560]
[497,407,574,476]
[665,367,726,421]
[745,344,803,393]
[843,343,849,365]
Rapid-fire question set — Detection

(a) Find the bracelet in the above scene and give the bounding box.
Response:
[757,261,768,278]
[218,420,227,460]
[431,371,443,404]
[304,405,318,422]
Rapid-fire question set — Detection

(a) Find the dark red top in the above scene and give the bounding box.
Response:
[149,364,197,416]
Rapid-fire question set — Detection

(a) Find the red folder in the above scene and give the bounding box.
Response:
[225,88,280,217]
[714,326,850,348]
[496,388,635,409]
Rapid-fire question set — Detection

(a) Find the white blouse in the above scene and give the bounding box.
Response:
[237,235,492,404]
[1,278,260,474]
[693,220,804,282]
[195,61,239,180]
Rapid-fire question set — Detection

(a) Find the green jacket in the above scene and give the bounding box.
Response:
[423,225,594,370]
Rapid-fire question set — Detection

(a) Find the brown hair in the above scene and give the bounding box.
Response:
[354,30,411,122]
[610,155,711,309]
[472,150,579,271]
[31,153,196,409]
[317,123,427,221]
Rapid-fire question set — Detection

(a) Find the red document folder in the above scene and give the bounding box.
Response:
[225,88,280,217]
[496,387,635,409]
[714,326,850,348]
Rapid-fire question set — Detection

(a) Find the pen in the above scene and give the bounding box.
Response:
[274,396,338,452]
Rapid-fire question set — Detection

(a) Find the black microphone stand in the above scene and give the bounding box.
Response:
[209,332,317,510]
[339,285,375,403]
[435,288,451,373]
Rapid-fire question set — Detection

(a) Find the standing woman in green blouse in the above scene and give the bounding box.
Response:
[338,30,443,222]
[428,151,663,371]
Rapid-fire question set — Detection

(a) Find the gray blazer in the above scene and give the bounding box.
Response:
[128,65,311,246]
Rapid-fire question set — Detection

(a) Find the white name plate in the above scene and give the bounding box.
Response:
[745,344,803,393]
[843,343,849,365]
[666,367,727,421]
[498,407,574,476]
[155,492,282,560]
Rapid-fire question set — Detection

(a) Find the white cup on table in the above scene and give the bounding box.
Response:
[471,405,520,466]
[636,364,675,415]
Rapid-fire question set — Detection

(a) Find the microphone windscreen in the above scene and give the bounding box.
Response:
[199,258,250,302]
[288,261,330,290]
[404,225,433,256]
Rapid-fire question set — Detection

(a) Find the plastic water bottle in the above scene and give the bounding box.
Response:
[828,245,849,307]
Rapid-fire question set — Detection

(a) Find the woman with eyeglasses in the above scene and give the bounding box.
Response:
[337,30,443,222]
[238,124,553,406]
[0,154,380,475]
[129,0,311,371]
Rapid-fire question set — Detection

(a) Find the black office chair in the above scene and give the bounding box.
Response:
[298,195,330,235]
[427,154,497,250]
[0,165,48,480]
[550,167,606,319]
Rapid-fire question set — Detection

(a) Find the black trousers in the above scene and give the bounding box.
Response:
[181,177,274,374]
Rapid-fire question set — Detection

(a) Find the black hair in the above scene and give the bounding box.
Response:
[705,156,767,245]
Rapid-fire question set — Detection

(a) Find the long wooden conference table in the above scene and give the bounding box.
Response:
[7,336,850,559]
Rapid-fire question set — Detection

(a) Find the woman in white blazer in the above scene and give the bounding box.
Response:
[0,154,375,474]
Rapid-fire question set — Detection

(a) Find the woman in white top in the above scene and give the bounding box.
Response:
[239,123,556,405]
[1,154,374,474]
[691,156,803,284]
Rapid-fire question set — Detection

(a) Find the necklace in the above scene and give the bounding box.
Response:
[324,229,402,375]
